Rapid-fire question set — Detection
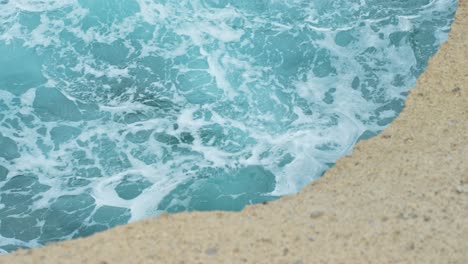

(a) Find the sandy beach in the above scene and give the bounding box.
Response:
[1,1,467,263]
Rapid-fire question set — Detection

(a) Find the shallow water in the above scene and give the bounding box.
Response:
[0,0,456,252]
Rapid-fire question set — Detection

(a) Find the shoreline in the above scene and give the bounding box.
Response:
[1,1,467,263]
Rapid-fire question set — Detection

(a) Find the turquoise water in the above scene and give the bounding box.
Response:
[0,0,456,252]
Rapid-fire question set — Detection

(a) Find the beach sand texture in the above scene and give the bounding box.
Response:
[1,1,467,263]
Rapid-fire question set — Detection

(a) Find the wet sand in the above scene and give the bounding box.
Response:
[1,1,467,263]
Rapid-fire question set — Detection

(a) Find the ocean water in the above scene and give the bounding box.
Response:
[0,0,456,252]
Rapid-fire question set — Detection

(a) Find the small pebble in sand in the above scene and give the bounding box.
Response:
[205,248,218,255]
[310,211,324,219]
